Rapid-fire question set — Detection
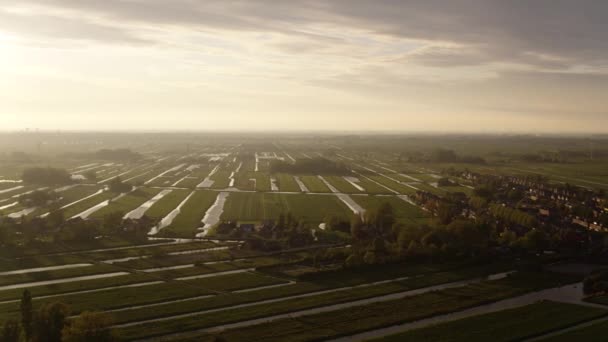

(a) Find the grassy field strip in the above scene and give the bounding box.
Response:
[356,164,420,192]
[171,164,200,187]
[39,187,103,217]
[139,256,251,272]
[507,166,608,189]
[15,240,180,259]
[7,206,38,218]
[0,264,132,288]
[0,263,92,276]
[354,172,399,194]
[111,273,419,329]
[124,189,173,219]
[64,190,116,219]
[530,316,608,342]
[397,195,427,213]
[0,185,24,194]
[197,165,221,188]
[117,272,514,340]
[197,273,576,342]
[318,175,339,193]
[144,189,191,219]
[149,191,195,235]
[352,195,427,225]
[69,162,99,172]
[300,175,331,193]
[294,176,309,192]
[0,202,24,216]
[0,281,166,306]
[0,272,129,291]
[372,163,423,182]
[100,294,215,315]
[328,282,589,342]
[98,167,140,183]
[283,152,296,162]
[373,301,608,342]
[123,169,153,183]
[0,201,18,211]
[175,268,256,281]
[4,272,290,321]
[231,281,296,294]
[54,184,78,192]
[0,186,38,202]
[274,174,300,192]
[317,175,364,215]
[70,192,125,219]
[336,153,354,161]
[100,246,228,264]
[197,192,230,237]
[324,176,362,194]
[91,187,163,218]
[144,163,187,185]
[113,267,506,333]
[159,191,220,237]
[343,176,365,191]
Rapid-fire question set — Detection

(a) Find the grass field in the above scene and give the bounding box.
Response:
[275,173,301,192]
[144,189,191,219]
[161,190,219,237]
[0,263,121,285]
[117,272,575,340]
[325,176,362,193]
[221,192,352,222]
[299,175,331,193]
[0,271,288,323]
[210,170,232,189]
[90,187,162,218]
[368,175,418,195]
[375,301,607,342]
[62,190,117,218]
[355,177,394,194]
[538,318,608,342]
[352,195,428,224]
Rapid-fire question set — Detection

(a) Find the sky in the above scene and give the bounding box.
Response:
[1,0,607,133]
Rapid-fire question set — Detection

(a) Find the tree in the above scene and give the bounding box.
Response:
[22,168,72,186]
[62,311,114,342]
[1,320,20,342]
[21,289,33,341]
[84,171,97,183]
[102,211,125,235]
[47,209,65,229]
[108,177,131,194]
[33,302,69,342]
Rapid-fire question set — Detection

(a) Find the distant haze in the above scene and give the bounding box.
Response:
[1,1,607,133]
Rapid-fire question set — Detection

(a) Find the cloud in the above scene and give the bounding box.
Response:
[1,0,606,70]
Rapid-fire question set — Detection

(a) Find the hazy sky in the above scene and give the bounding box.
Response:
[1,0,607,133]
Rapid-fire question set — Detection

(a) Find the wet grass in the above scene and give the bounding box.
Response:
[0,271,288,323]
[160,190,219,238]
[352,195,428,224]
[203,272,578,342]
[325,176,361,193]
[275,173,300,192]
[299,175,331,193]
[114,266,535,340]
[62,190,116,218]
[538,318,608,342]
[90,187,162,218]
[144,189,191,219]
[375,301,607,342]
[0,264,120,287]
[220,192,352,223]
